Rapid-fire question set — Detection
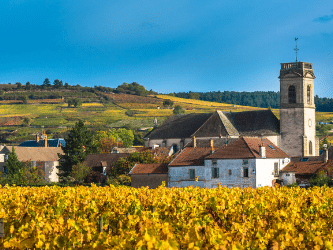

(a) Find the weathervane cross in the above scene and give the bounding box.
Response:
[294,38,299,63]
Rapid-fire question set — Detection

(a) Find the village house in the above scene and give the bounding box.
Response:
[0,146,63,182]
[129,163,169,188]
[167,137,290,188]
[280,146,333,186]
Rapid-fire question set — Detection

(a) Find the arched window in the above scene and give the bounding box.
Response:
[288,85,296,104]
[307,85,311,104]
[309,141,313,155]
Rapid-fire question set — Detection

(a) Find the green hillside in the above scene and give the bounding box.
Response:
[0,91,332,144]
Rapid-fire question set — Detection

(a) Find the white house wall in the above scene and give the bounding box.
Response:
[44,161,59,183]
[255,158,289,187]
[168,166,210,188]
[205,159,256,188]
[280,172,296,186]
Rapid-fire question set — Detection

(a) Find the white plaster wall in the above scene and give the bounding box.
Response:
[255,158,290,187]
[168,166,210,188]
[146,138,190,150]
[303,108,317,156]
[265,135,281,148]
[205,159,256,188]
[44,161,59,183]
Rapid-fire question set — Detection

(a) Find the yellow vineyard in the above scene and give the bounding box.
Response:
[0,184,333,249]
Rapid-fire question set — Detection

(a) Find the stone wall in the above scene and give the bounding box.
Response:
[131,174,168,189]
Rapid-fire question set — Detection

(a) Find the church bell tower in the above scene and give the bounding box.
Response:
[279,62,318,157]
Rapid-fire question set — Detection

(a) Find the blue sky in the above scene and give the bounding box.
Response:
[1,0,333,97]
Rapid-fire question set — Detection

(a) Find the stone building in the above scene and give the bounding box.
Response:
[129,163,168,188]
[0,146,63,182]
[166,137,290,188]
[144,61,320,158]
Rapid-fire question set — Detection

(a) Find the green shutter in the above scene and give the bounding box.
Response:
[211,167,214,178]
[217,168,219,178]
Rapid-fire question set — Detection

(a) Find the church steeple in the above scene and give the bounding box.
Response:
[279,61,318,157]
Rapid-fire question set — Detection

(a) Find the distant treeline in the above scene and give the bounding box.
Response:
[173,91,333,112]
[0,80,156,101]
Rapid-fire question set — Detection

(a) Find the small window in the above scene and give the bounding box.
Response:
[189,169,195,180]
[242,159,248,165]
[274,162,279,177]
[162,140,167,147]
[212,159,217,165]
[307,85,311,104]
[243,167,249,178]
[286,173,290,177]
[228,169,232,176]
[212,167,219,178]
[309,141,313,155]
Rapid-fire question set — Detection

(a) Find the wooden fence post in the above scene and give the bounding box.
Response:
[0,218,4,238]
[99,216,103,233]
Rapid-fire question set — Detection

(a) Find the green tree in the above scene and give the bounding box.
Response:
[25,81,31,90]
[70,162,92,183]
[42,78,51,87]
[22,117,31,127]
[57,121,98,179]
[16,82,22,90]
[107,128,134,148]
[188,92,200,100]
[6,147,22,178]
[163,99,174,108]
[309,170,333,187]
[173,105,185,115]
[53,79,63,89]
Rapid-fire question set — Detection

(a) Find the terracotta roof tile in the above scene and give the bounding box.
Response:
[129,163,169,174]
[281,160,333,175]
[6,146,63,162]
[169,147,212,166]
[206,137,289,159]
[85,153,130,167]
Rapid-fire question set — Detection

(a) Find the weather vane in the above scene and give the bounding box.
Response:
[294,38,299,63]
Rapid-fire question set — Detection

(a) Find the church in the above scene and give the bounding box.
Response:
[144,61,319,158]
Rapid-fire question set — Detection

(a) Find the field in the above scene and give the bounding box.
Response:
[0,185,333,249]
[0,93,332,142]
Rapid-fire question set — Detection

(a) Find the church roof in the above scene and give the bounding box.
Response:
[226,110,280,136]
[206,137,289,159]
[144,110,280,140]
[144,113,212,139]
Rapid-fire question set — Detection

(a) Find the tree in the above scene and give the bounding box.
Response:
[70,162,92,183]
[57,121,98,179]
[99,137,123,153]
[173,105,185,115]
[16,82,22,90]
[188,92,200,100]
[22,117,31,127]
[25,82,31,90]
[6,147,22,178]
[309,171,333,187]
[107,128,134,148]
[163,99,174,108]
[42,78,51,88]
[64,82,69,89]
[53,79,63,89]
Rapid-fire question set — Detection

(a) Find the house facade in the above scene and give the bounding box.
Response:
[129,163,169,188]
[0,146,63,182]
[166,137,290,188]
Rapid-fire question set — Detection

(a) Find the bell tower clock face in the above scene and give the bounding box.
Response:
[308,119,312,127]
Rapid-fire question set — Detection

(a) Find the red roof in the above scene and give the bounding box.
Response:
[168,147,213,166]
[206,137,289,159]
[129,163,169,174]
[281,160,333,175]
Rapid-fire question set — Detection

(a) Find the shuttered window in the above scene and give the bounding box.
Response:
[211,167,219,178]
[189,169,195,180]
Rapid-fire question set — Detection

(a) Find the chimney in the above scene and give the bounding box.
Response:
[324,146,329,163]
[193,136,197,148]
[44,134,48,147]
[36,133,40,142]
[210,139,214,154]
[259,143,266,158]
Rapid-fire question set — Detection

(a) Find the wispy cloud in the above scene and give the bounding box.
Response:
[313,10,333,23]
